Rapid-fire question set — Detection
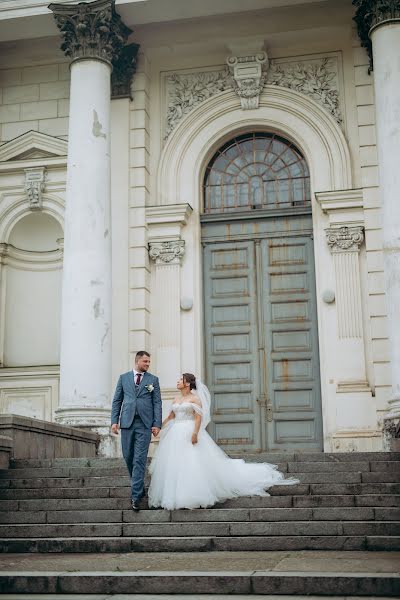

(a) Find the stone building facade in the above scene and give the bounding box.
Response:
[0,0,399,455]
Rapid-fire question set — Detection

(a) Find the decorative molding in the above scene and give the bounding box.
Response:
[48,0,132,65]
[0,243,63,271]
[24,167,46,210]
[111,42,139,99]
[353,0,400,72]
[266,57,342,125]
[146,203,193,227]
[227,52,268,110]
[164,56,342,138]
[165,69,231,139]
[0,131,68,163]
[317,189,364,214]
[326,226,364,252]
[149,240,185,265]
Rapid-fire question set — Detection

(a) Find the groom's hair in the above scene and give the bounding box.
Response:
[135,350,150,360]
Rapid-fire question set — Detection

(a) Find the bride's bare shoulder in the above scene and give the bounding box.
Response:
[189,393,201,407]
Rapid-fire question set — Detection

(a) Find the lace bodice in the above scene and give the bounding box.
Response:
[172,401,196,422]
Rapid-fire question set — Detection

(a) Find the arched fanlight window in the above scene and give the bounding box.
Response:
[203,132,310,213]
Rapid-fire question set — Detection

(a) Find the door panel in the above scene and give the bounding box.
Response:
[203,241,261,451]
[202,231,323,452]
[261,237,322,450]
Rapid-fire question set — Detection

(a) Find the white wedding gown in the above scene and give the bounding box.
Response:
[148,400,299,510]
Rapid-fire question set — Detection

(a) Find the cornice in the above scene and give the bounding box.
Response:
[316,189,364,213]
[146,203,193,226]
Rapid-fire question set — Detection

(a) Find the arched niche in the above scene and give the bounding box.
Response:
[2,211,63,368]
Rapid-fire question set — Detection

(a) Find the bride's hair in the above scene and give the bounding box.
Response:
[182,373,197,390]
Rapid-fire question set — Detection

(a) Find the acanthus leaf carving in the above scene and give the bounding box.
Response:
[353,0,400,72]
[266,57,342,124]
[48,0,132,65]
[164,56,342,139]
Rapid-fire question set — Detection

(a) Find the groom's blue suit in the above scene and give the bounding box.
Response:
[111,370,162,501]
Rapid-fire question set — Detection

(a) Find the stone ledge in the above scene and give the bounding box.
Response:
[0,414,99,460]
[0,435,12,469]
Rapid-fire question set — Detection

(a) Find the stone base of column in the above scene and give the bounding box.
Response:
[383,408,400,452]
[333,386,380,451]
[55,406,120,457]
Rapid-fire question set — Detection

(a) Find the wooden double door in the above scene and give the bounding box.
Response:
[202,215,323,452]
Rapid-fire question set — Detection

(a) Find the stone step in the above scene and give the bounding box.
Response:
[0,535,399,553]
[0,520,399,539]
[2,471,398,489]
[1,569,399,596]
[1,482,399,501]
[1,506,398,524]
[10,451,400,468]
[1,494,399,512]
[6,460,398,478]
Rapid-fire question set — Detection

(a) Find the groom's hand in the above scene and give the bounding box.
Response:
[151,427,160,437]
[111,423,119,435]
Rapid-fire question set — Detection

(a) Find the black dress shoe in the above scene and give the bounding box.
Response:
[131,499,140,512]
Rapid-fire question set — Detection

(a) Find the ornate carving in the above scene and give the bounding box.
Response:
[164,56,341,138]
[48,0,132,65]
[25,167,46,210]
[266,57,342,124]
[326,226,364,252]
[149,240,185,265]
[227,52,269,110]
[165,69,231,138]
[111,42,139,99]
[353,0,400,72]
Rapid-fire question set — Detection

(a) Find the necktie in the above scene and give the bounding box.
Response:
[135,373,142,386]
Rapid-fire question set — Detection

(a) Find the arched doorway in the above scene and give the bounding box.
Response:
[201,132,323,452]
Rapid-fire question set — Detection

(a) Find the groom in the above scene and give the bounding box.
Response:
[111,351,162,511]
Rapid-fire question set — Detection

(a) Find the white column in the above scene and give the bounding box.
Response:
[370,21,400,419]
[56,59,112,427]
[49,0,133,442]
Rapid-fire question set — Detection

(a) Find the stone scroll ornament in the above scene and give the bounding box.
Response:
[48,0,139,97]
[149,241,186,265]
[326,226,364,252]
[165,56,342,138]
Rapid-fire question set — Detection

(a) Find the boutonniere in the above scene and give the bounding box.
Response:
[145,384,154,392]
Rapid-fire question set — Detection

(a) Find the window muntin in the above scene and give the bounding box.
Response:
[204,132,310,214]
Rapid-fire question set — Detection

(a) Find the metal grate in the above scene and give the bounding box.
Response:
[203,132,311,214]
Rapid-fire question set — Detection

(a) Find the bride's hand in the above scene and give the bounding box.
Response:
[191,433,198,445]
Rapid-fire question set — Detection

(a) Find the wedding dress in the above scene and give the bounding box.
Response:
[148,388,299,510]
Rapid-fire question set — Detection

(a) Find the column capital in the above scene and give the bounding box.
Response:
[48,0,132,65]
[326,226,364,253]
[149,240,185,265]
[111,42,139,99]
[353,0,400,71]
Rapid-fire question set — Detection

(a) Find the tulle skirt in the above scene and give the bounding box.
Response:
[148,419,298,510]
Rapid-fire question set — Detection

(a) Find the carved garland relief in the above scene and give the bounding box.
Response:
[164,55,343,139]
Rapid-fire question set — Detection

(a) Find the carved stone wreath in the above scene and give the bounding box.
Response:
[164,57,342,139]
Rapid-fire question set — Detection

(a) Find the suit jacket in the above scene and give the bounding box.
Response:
[111,370,162,430]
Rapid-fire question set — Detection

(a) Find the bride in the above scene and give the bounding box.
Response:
[148,373,299,510]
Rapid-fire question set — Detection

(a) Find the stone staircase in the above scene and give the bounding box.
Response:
[0,451,399,595]
[0,451,399,553]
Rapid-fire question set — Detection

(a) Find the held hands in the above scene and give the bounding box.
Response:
[191,432,198,445]
[151,427,160,437]
[111,423,119,435]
